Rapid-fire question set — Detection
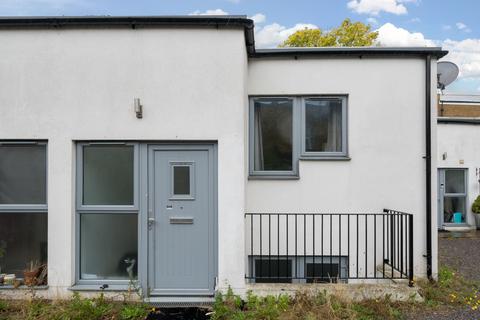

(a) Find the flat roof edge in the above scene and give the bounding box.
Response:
[252,47,448,59]
[0,15,253,28]
[0,15,256,54]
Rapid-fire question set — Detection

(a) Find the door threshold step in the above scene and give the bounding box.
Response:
[443,225,476,232]
[145,296,214,307]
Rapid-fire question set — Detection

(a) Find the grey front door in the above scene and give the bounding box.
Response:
[148,145,216,296]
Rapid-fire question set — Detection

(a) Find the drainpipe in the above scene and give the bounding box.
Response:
[425,54,433,281]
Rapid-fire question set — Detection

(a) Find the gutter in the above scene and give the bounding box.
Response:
[251,47,448,59]
[438,117,480,125]
[425,55,433,281]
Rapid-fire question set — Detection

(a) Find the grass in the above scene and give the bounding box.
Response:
[0,292,150,320]
[211,287,404,320]
[210,266,480,320]
[0,266,478,320]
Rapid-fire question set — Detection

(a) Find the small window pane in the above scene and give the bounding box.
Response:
[0,213,48,278]
[83,145,134,205]
[254,99,293,171]
[305,99,343,152]
[80,214,137,280]
[306,263,339,283]
[444,197,466,223]
[0,145,47,205]
[255,259,292,283]
[445,170,465,194]
[173,166,190,195]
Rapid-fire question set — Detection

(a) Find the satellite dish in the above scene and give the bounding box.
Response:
[437,61,459,90]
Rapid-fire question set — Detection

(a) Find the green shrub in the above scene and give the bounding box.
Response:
[472,195,480,214]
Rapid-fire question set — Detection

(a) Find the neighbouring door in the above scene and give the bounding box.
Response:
[148,145,216,296]
[438,168,468,226]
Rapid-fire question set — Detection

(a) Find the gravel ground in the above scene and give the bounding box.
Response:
[439,231,480,282]
[406,231,480,320]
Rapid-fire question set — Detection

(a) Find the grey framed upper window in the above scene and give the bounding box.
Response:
[249,96,348,178]
[301,97,348,159]
[249,97,299,178]
[0,142,47,210]
[76,143,138,211]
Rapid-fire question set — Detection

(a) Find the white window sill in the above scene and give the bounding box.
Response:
[69,284,131,292]
[248,175,300,180]
[299,155,351,161]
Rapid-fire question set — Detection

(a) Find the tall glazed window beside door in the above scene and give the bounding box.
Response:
[0,141,48,285]
[76,143,139,286]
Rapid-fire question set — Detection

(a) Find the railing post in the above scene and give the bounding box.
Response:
[408,214,414,287]
[390,211,395,267]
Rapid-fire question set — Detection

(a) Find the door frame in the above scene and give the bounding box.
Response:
[139,143,218,297]
[438,168,468,228]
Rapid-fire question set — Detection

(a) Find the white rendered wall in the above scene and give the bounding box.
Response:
[438,123,480,227]
[0,28,248,297]
[247,57,438,279]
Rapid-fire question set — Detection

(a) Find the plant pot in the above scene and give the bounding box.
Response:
[23,269,39,287]
[475,214,480,230]
[4,274,15,286]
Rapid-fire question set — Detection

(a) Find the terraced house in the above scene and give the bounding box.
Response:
[0,16,446,304]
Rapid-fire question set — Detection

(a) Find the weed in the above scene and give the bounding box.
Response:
[120,303,150,320]
[0,300,7,312]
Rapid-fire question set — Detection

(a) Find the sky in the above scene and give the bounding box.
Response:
[0,0,479,93]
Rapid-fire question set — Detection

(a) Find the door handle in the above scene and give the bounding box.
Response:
[148,217,155,228]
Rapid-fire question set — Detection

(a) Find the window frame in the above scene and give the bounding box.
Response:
[249,95,349,179]
[248,96,300,179]
[169,161,196,200]
[0,141,48,212]
[76,142,139,212]
[0,140,48,287]
[75,142,140,287]
[440,168,468,225]
[300,96,348,159]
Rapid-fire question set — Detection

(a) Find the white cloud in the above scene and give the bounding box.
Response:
[366,17,379,26]
[347,0,411,16]
[443,25,452,31]
[442,39,480,79]
[255,22,318,48]
[408,17,420,23]
[376,23,480,83]
[376,22,435,46]
[249,13,266,24]
[456,22,472,33]
[189,9,229,15]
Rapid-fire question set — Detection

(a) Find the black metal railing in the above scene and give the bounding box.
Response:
[245,209,413,286]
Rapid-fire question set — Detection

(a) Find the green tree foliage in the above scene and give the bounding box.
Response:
[280,18,378,47]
